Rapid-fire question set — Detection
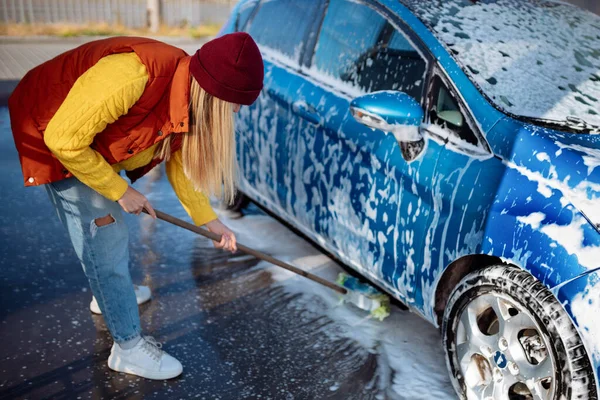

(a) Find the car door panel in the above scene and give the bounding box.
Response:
[236,61,297,210]
[285,71,448,309]
[237,0,323,212]
[280,0,445,310]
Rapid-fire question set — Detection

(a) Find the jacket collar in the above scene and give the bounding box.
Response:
[165,56,191,133]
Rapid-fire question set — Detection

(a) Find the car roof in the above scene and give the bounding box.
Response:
[398,0,600,129]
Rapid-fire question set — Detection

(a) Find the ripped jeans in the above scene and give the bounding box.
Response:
[45,177,141,343]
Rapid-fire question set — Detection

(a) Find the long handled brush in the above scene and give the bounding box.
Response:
[143,208,391,320]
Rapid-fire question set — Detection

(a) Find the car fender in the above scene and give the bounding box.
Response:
[481,122,600,288]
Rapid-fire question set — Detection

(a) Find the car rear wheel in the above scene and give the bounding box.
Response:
[224,190,251,214]
[442,265,597,400]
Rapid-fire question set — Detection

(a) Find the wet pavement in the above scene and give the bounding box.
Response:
[0,100,455,399]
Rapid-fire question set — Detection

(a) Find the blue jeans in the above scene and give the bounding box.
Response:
[45,177,141,343]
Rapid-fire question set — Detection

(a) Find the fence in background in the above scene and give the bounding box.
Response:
[0,0,234,28]
[2,0,598,30]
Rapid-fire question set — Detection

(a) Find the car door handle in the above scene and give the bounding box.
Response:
[292,101,322,125]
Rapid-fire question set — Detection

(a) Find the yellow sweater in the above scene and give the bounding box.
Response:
[44,53,217,226]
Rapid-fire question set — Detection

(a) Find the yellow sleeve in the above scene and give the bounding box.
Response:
[44,53,149,201]
[166,149,218,226]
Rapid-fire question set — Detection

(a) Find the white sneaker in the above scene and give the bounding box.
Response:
[90,285,152,314]
[108,336,183,380]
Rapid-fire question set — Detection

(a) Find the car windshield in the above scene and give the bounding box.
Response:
[400,0,600,131]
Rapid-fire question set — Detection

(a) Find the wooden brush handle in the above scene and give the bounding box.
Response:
[143,208,347,295]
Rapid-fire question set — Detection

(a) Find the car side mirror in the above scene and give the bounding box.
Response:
[350,91,423,142]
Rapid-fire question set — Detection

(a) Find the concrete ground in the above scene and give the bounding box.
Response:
[0,37,455,399]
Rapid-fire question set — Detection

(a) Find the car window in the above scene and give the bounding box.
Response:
[429,76,478,146]
[312,0,427,102]
[236,0,259,32]
[312,0,386,79]
[244,0,320,63]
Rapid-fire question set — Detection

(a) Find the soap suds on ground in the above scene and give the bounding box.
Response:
[207,207,456,399]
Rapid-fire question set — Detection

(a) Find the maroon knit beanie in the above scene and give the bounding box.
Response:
[189,32,264,106]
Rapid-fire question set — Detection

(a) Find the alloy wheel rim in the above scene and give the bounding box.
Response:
[453,292,556,400]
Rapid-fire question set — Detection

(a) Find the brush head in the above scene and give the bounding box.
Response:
[337,273,391,321]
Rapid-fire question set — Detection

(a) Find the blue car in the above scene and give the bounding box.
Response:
[221,0,600,398]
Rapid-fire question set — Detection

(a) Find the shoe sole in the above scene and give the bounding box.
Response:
[108,353,182,380]
[90,296,152,315]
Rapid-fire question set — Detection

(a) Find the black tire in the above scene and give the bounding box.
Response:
[442,265,597,400]
[226,190,251,213]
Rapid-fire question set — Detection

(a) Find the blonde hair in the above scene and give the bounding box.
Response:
[155,79,237,204]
